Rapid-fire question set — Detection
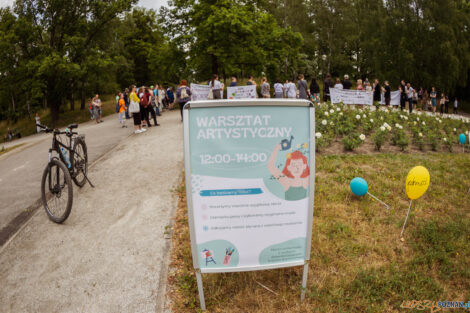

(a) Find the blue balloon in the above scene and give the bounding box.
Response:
[350,177,368,196]
[459,133,466,145]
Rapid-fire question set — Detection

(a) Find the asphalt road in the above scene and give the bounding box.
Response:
[0,114,135,233]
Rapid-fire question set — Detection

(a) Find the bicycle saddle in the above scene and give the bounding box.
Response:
[68,124,78,129]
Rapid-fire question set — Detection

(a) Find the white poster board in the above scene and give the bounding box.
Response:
[380,90,401,106]
[191,84,211,101]
[183,99,315,309]
[227,85,257,99]
[330,88,373,105]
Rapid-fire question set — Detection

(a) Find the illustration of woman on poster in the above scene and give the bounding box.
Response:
[267,143,310,201]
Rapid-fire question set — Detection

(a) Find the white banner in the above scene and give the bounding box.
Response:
[227,85,257,100]
[330,88,373,105]
[191,84,211,101]
[380,90,401,106]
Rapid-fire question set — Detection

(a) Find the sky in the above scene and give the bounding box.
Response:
[0,0,168,10]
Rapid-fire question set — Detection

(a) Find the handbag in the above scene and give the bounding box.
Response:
[129,100,140,113]
[207,89,214,100]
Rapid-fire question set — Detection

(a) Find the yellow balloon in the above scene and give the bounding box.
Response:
[406,166,430,200]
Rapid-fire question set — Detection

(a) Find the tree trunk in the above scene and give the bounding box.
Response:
[80,80,86,110]
[47,78,60,126]
[70,89,75,111]
[211,54,218,75]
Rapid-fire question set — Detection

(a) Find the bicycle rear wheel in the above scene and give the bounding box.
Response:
[41,159,73,223]
[72,137,88,187]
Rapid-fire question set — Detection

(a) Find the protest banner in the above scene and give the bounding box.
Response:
[191,84,211,101]
[380,90,401,106]
[191,83,225,101]
[330,88,373,105]
[227,85,257,99]
[183,99,315,310]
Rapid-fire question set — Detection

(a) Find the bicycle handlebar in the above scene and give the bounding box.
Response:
[37,124,78,136]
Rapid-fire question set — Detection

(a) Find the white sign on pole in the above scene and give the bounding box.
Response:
[330,88,373,105]
[183,99,315,310]
[380,90,401,106]
[227,85,257,99]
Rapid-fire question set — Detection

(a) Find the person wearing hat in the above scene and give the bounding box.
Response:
[342,74,352,90]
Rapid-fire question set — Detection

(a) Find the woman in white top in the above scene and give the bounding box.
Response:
[286,79,297,98]
[334,78,343,89]
[209,74,224,99]
[273,78,284,98]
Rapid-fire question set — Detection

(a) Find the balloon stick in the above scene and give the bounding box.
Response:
[367,192,390,210]
[400,200,413,238]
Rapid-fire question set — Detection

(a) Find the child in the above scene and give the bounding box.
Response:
[118,94,127,128]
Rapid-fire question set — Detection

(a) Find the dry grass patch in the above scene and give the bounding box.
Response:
[168,153,470,313]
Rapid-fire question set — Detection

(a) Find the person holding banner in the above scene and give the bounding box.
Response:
[334,78,343,90]
[342,74,352,89]
[430,87,437,112]
[383,81,391,106]
[273,78,284,98]
[229,77,238,87]
[399,80,407,111]
[310,78,320,104]
[323,74,333,102]
[209,74,224,99]
[176,80,192,121]
[373,79,381,104]
[261,77,271,98]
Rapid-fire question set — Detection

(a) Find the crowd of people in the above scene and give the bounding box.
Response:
[87,84,176,134]
[202,73,460,115]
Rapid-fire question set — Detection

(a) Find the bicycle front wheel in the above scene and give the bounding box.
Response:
[41,159,73,223]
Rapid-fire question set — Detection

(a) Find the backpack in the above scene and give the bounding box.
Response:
[180,87,188,100]
[140,94,149,107]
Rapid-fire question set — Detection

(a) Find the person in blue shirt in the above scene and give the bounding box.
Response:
[166,87,175,109]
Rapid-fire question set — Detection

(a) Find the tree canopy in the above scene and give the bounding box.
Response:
[0,0,469,124]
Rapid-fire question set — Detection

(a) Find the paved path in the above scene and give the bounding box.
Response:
[0,110,183,312]
[0,114,136,233]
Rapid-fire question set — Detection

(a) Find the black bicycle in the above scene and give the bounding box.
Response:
[38,123,94,223]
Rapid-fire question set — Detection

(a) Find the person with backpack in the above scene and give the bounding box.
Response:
[129,85,146,134]
[177,80,191,121]
[141,87,158,127]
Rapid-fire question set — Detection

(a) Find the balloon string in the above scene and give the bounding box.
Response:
[400,200,413,238]
[367,192,390,210]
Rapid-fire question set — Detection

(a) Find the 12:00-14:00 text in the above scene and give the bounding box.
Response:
[199,153,267,165]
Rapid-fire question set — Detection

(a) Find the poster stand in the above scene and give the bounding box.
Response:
[183,99,315,310]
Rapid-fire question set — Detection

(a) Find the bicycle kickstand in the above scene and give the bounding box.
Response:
[84,173,95,188]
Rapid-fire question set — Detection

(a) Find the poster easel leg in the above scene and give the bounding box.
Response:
[196,270,206,310]
[300,262,309,301]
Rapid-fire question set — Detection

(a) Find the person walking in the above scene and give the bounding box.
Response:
[310,78,320,105]
[177,80,191,121]
[273,78,284,98]
[383,81,391,106]
[129,85,145,134]
[118,93,127,128]
[286,78,297,98]
[407,83,414,113]
[453,98,458,114]
[430,87,437,113]
[323,74,333,102]
[166,87,175,110]
[209,74,224,99]
[373,79,381,105]
[92,94,103,123]
[334,78,343,89]
[261,77,271,98]
[342,74,352,89]
[399,80,407,111]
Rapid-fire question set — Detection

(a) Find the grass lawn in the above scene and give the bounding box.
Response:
[0,143,25,156]
[0,95,116,142]
[168,153,470,312]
